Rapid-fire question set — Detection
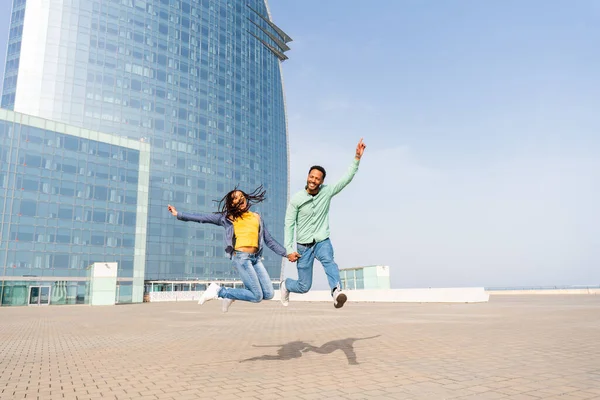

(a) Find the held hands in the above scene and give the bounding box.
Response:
[167,204,178,217]
[355,138,366,160]
[287,252,301,262]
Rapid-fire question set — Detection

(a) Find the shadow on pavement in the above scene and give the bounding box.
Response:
[240,335,381,365]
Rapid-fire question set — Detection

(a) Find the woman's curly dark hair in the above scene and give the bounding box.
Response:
[217,185,266,220]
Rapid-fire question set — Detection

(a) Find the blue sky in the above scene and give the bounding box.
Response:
[1,1,598,288]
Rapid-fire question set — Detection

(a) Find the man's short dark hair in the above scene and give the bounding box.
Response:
[309,165,326,180]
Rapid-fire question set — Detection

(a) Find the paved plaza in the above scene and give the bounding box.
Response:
[1,295,599,400]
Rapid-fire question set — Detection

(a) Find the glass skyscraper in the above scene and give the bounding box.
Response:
[1,0,291,304]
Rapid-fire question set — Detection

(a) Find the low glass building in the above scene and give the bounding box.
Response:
[340,265,391,291]
[0,109,150,306]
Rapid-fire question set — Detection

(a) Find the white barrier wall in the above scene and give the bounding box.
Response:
[487,289,600,295]
[149,287,489,303]
[149,291,201,302]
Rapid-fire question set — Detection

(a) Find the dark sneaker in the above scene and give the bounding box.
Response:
[333,288,347,309]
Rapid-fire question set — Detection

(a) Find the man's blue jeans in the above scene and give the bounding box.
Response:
[284,238,341,296]
[219,251,274,302]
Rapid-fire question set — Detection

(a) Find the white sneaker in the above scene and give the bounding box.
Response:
[333,288,347,309]
[199,283,221,305]
[280,280,289,307]
[222,298,235,313]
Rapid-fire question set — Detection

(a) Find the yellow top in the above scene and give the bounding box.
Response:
[232,212,260,249]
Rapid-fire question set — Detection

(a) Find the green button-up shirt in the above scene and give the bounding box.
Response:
[284,159,360,254]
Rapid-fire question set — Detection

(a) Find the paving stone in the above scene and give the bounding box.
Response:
[0,295,599,398]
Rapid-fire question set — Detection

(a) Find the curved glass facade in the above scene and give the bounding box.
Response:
[2,0,290,284]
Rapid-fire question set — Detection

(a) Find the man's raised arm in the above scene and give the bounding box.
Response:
[330,138,367,196]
